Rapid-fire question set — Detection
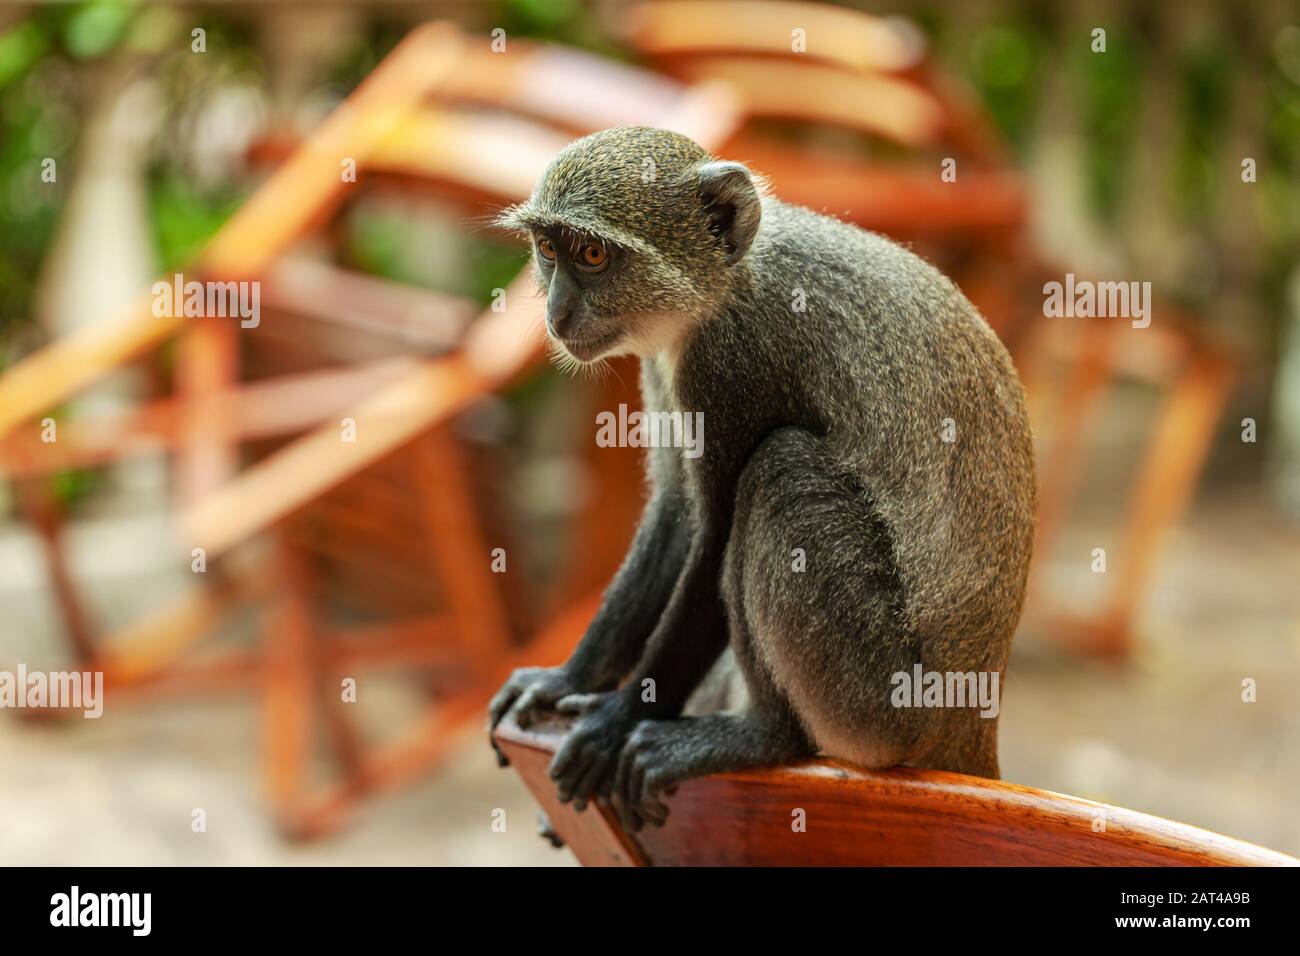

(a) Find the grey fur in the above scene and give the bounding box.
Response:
[488,127,1036,831]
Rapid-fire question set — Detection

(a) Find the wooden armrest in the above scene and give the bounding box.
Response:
[493,716,1298,867]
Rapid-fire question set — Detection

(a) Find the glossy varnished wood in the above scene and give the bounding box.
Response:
[494,718,1297,867]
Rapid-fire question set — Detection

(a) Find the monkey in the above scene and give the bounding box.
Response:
[488,126,1036,833]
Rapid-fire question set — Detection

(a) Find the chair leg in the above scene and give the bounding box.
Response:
[262,532,317,836]
[16,478,98,664]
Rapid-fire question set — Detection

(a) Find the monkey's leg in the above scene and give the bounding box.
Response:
[610,427,840,829]
[612,710,811,830]
[727,426,998,778]
[615,427,994,828]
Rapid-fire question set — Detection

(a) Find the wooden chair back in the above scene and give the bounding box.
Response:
[495,717,1298,867]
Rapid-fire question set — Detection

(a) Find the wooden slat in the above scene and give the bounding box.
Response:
[93,546,275,687]
[494,718,1299,867]
[177,273,546,559]
[176,316,240,505]
[667,56,945,146]
[0,359,419,478]
[370,108,573,201]
[257,258,478,350]
[416,427,514,679]
[438,41,687,135]
[98,615,461,705]
[198,23,464,280]
[724,133,1026,235]
[626,0,925,74]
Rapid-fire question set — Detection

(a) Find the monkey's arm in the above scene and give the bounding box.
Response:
[547,523,730,803]
[625,529,731,715]
[489,366,687,757]
[567,487,693,687]
[488,486,689,757]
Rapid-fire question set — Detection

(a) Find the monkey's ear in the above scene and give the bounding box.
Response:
[697,161,762,265]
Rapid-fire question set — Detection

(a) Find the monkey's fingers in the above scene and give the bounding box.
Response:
[614,746,642,813]
[623,760,671,830]
[548,732,587,788]
[515,682,572,729]
[640,785,671,829]
[536,811,566,849]
[555,693,608,716]
[616,738,655,815]
[490,741,509,768]
[511,686,548,728]
[565,755,612,807]
[487,686,523,766]
[488,678,523,728]
[610,792,643,833]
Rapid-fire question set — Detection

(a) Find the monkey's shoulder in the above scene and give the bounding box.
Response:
[743,199,994,354]
[754,200,952,298]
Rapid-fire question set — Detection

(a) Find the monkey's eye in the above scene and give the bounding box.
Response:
[575,243,609,272]
[536,237,557,261]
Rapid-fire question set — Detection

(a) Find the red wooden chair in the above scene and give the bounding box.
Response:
[495,716,1297,866]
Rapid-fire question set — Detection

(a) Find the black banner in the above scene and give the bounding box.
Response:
[0,866,1294,941]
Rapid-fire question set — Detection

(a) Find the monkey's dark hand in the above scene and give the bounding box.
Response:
[488,665,585,766]
[611,719,684,831]
[548,692,637,810]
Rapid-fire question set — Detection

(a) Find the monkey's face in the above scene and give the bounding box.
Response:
[525,225,709,366]
[530,228,628,363]
[500,127,765,366]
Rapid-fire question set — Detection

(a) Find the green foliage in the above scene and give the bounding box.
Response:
[0,9,81,339]
[493,0,622,58]
[147,172,243,273]
[1172,38,1232,223]
[965,19,1045,153]
[63,0,136,60]
[1074,28,1144,224]
[0,20,48,86]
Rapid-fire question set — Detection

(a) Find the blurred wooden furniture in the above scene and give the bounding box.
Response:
[1019,309,1236,656]
[494,716,1298,867]
[0,22,739,838]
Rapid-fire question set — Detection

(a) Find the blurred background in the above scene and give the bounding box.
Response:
[0,0,1297,865]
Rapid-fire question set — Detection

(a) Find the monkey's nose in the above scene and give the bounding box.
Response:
[548,309,577,340]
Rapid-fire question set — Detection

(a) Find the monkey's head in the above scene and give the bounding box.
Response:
[497,126,762,364]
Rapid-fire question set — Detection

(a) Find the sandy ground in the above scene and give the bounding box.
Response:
[1,484,1297,865]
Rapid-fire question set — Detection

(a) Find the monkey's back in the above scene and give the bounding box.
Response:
[733,198,1036,663]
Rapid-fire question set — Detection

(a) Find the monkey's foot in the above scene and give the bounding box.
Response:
[612,714,811,832]
[548,693,638,809]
